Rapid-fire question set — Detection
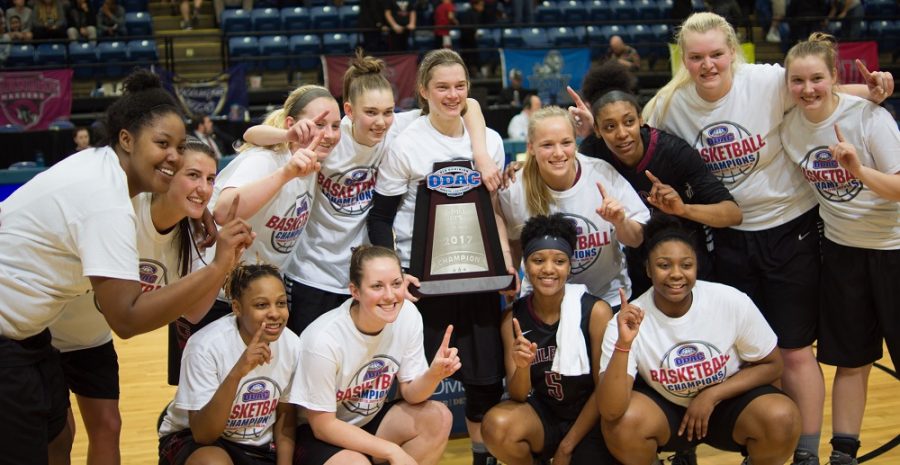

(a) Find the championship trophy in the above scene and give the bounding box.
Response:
[408,160,515,297]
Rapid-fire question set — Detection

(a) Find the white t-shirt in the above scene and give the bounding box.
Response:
[290,298,429,427]
[600,281,778,407]
[51,193,187,351]
[0,147,139,339]
[507,112,529,141]
[207,146,316,270]
[648,63,817,231]
[159,314,301,446]
[285,111,421,293]
[781,94,900,250]
[375,115,506,268]
[498,154,650,306]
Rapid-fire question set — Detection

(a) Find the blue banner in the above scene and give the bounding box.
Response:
[159,64,249,118]
[500,48,591,105]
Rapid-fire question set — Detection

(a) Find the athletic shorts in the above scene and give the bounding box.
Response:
[714,208,820,349]
[285,277,351,337]
[817,238,900,368]
[417,292,505,385]
[167,299,232,385]
[158,429,275,465]
[0,330,70,465]
[526,396,615,464]
[60,340,119,399]
[293,400,396,465]
[633,378,784,453]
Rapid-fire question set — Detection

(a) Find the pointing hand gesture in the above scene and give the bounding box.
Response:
[512,318,538,369]
[615,288,643,346]
[287,109,330,147]
[234,321,273,378]
[430,325,461,379]
[644,170,686,216]
[829,124,862,176]
[213,194,255,269]
[286,132,324,178]
[567,86,594,138]
[856,59,894,104]
[596,182,626,225]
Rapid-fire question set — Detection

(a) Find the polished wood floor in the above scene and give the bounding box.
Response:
[69,327,899,464]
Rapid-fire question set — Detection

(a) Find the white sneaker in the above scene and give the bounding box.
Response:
[766,26,781,43]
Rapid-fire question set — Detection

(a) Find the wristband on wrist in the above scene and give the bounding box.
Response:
[614,344,631,353]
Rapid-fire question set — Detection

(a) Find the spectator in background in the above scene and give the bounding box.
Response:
[706,0,743,28]
[458,0,494,77]
[606,35,641,71]
[177,0,203,30]
[97,0,125,37]
[192,113,233,160]
[66,0,97,42]
[359,0,386,52]
[0,14,10,63]
[212,0,252,28]
[32,0,67,40]
[433,0,456,49]
[507,93,541,140]
[7,14,31,41]
[787,0,828,45]
[6,0,33,41]
[384,0,415,51]
[828,0,863,40]
[73,126,91,153]
[499,68,533,107]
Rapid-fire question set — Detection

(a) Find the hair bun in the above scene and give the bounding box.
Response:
[582,61,637,107]
[121,68,163,95]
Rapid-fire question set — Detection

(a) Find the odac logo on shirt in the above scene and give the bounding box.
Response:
[695,122,764,183]
[268,193,311,253]
[225,377,281,440]
[319,166,378,215]
[563,213,610,274]
[339,356,400,416]
[652,341,731,398]
[138,259,168,293]
[800,146,862,202]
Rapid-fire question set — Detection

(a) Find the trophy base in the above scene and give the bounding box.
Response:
[411,275,515,298]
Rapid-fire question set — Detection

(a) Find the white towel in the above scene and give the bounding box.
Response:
[550,283,591,376]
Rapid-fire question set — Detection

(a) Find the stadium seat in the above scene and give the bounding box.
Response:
[310,6,341,30]
[865,0,897,17]
[609,0,636,20]
[228,36,259,69]
[6,44,35,68]
[251,8,281,32]
[535,1,562,24]
[586,0,609,22]
[521,27,550,48]
[599,24,629,42]
[68,41,98,78]
[289,34,321,70]
[321,32,355,54]
[560,0,587,24]
[281,6,309,31]
[49,119,75,130]
[221,9,252,34]
[340,5,359,29]
[869,20,898,53]
[635,0,659,19]
[413,29,436,51]
[121,0,147,12]
[475,28,500,64]
[127,39,159,66]
[36,43,67,67]
[97,41,129,78]
[259,35,290,70]
[548,26,584,47]
[657,0,673,18]
[125,11,153,37]
[501,27,524,48]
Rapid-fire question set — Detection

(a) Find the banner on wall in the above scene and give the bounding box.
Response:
[500,48,591,105]
[0,69,73,131]
[323,54,419,109]
[160,64,249,118]
[837,41,879,85]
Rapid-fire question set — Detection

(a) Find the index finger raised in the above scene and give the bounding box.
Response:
[566,85,587,109]
[512,317,523,338]
[645,170,662,185]
[855,59,873,80]
[312,109,330,123]
[596,181,608,199]
[440,325,453,351]
[251,320,266,345]
[305,130,325,152]
[619,288,629,308]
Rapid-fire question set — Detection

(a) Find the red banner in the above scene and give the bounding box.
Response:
[0,69,73,131]
[322,54,419,109]
[837,41,879,85]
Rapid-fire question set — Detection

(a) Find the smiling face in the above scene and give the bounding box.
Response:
[120,111,186,196]
[350,256,405,330]
[595,100,645,166]
[420,63,468,121]
[787,54,837,123]
[529,115,577,187]
[525,249,570,298]
[682,29,736,101]
[288,96,341,159]
[647,239,697,316]
[347,88,395,147]
[233,275,289,345]
[163,149,217,220]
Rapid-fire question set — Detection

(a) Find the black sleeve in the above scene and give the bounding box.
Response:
[665,132,736,205]
[366,192,403,249]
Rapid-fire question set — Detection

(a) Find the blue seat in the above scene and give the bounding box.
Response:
[869,20,898,53]
[586,0,609,22]
[255,0,278,7]
[121,0,147,12]
[657,0,673,17]
[125,11,152,37]
[635,0,659,19]
[501,27,524,48]
[322,32,355,54]
[6,44,35,68]
[560,0,587,23]
[259,35,290,70]
[290,34,321,70]
[412,29,436,51]
[535,1,562,24]
[599,24,629,43]
[221,9,252,34]
[608,0,636,19]
[252,8,281,32]
[68,41,98,78]
[650,23,671,41]
[475,28,499,63]
[865,0,897,16]
[127,39,158,66]
[310,6,341,30]
[549,26,585,47]
[228,36,259,69]
[521,27,550,48]
[97,41,129,78]
[49,119,75,130]
[340,5,359,29]
[281,6,309,31]
[36,43,67,67]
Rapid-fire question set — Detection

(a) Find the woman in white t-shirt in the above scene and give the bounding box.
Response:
[597,214,800,465]
[159,262,300,465]
[50,139,219,465]
[0,69,252,463]
[780,33,900,465]
[641,12,893,463]
[290,245,458,465]
[498,106,650,308]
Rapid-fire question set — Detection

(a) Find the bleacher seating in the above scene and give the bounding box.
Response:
[281,6,310,31]
[252,8,282,32]
[68,41,98,79]
[310,6,341,30]
[321,32,356,54]
[535,1,562,24]
[865,0,897,17]
[228,36,260,69]
[413,29,435,51]
[127,39,159,66]
[609,0,637,20]
[121,0,147,12]
[6,44,36,68]
[560,0,587,24]
[476,28,500,63]
[501,27,525,48]
[586,0,608,22]
[259,35,290,71]
[289,34,321,70]
[36,43,67,68]
[635,0,659,19]
[221,9,252,34]
[125,11,153,37]
[521,27,551,48]
[339,5,360,29]
[548,26,585,47]
[97,41,129,78]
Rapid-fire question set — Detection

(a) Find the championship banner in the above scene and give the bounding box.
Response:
[837,41,879,85]
[0,69,73,131]
[323,54,418,108]
[500,48,591,105]
[160,64,249,118]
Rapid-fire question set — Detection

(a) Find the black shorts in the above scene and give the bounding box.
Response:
[158,429,276,465]
[714,208,820,349]
[59,340,119,399]
[285,277,351,337]
[526,396,615,464]
[293,400,396,465]
[633,378,784,453]
[417,292,505,385]
[167,299,232,385]
[817,238,900,368]
[0,330,70,465]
